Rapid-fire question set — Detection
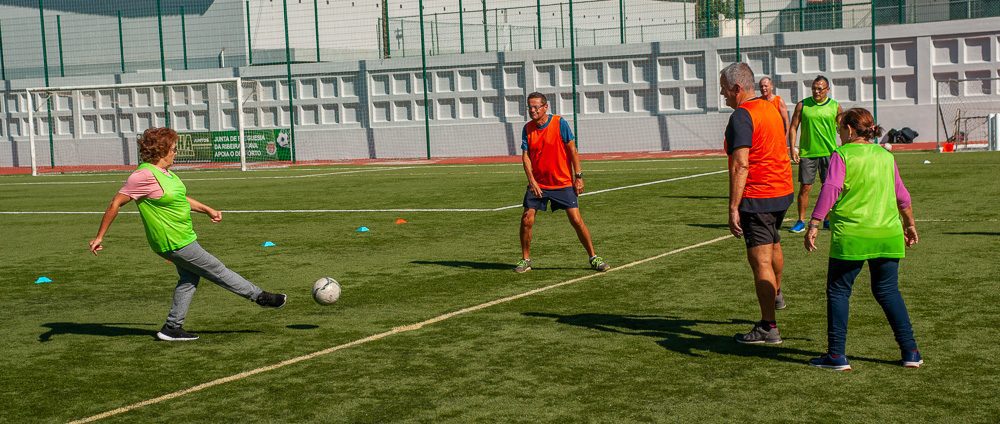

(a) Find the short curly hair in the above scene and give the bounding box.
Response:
[138,127,178,164]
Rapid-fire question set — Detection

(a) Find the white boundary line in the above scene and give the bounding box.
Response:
[490,170,727,211]
[69,234,732,424]
[0,167,415,186]
[1,170,728,215]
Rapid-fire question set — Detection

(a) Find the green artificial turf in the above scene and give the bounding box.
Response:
[1,152,997,423]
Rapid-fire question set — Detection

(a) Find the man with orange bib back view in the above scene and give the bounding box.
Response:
[514,92,609,274]
[721,63,795,345]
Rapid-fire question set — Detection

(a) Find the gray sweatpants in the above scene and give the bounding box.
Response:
[157,241,263,328]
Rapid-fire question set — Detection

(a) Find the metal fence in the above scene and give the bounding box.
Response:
[1,1,998,81]
[1,0,998,171]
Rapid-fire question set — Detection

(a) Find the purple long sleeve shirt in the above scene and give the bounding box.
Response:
[811,151,911,221]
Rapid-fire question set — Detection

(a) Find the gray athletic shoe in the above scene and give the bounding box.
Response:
[590,256,610,272]
[735,322,782,344]
[775,290,787,310]
[513,259,532,273]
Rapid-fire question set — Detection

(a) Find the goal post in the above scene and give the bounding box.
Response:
[21,77,295,175]
[935,77,1000,152]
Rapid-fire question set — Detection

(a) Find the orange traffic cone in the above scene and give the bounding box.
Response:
[395,218,408,225]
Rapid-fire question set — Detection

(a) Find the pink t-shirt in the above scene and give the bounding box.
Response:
[118,167,171,200]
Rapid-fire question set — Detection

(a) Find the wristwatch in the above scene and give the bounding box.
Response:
[574,172,584,179]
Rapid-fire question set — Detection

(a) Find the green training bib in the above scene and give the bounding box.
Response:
[135,163,197,253]
[828,143,905,260]
[799,97,839,158]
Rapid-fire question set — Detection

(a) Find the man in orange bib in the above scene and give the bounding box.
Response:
[721,63,795,345]
[758,76,790,133]
[514,92,609,274]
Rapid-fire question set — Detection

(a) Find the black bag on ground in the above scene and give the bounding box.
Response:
[886,127,918,144]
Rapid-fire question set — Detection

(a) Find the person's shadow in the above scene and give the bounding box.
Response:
[523,312,823,365]
[410,260,512,270]
[410,260,578,271]
[38,322,260,342]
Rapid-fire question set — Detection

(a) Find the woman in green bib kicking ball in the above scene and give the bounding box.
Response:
[805,108,922,371]
[89,127,286,342]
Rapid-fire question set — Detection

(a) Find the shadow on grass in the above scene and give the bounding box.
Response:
[524,312,822,365]
[287,324,320,330]
[525,312,900,366]
[38,322,261,342]
[661,195,728,200]
[686,223,729,230]
[410,260,580,271]
[410,260,512,270]
[943,231,1000,236]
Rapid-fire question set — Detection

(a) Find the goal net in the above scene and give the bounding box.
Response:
[23,78,293,175]
[936,77,1000,151]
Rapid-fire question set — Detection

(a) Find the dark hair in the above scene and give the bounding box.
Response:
[838,107,884,141]
[527,92,548,105]
[138,127,178,164]
[813,75,830,87]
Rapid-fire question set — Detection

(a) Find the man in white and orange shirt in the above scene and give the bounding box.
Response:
[514,92,609,274]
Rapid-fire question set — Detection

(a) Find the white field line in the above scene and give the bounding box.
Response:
[491,170,728,211]
[1,169,728,215]
[3,156,730,183]
[0,164,713,186]
[0,167,415,186]
[69,234,732,424]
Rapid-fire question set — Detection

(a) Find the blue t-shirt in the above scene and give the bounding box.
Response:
[521,115,575,151]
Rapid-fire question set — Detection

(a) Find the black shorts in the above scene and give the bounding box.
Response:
[740,210,786,248]
[523,186,579,211]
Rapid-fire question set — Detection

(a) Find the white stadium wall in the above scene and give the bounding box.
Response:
[1,17,999,166]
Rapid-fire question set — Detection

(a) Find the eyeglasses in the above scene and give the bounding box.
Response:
[528,105,547,110]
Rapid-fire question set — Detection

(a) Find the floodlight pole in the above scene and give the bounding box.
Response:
[117,10,126,73]
[246,1,254,65]
[536,0,542,49]
[871,0,877,122]
[38,0,55,168]
[282,0,297,163]
[569,0,578,147]
[419,0,432,159]
[735,0,740,59]
[156,0,169,128]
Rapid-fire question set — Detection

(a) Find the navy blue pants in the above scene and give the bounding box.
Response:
[826,257,918,355]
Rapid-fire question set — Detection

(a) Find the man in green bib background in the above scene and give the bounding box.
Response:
[89,127,287,342]
[788,75,842,233]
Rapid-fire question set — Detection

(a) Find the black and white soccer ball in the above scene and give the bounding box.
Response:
[312,277,341,306]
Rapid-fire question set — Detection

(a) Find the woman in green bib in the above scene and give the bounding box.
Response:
[89,128,286,342]
[804,108,922,371]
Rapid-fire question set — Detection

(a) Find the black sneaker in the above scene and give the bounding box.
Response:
[156,324,199,341]
[735,321,782,344]
[255,291,287,308]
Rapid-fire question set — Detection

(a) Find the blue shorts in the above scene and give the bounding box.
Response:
[523,186,579,211]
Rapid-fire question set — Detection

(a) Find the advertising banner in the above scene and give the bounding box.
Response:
[175,130,292,163]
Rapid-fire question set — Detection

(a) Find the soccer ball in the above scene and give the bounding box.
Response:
[276,132,291,148]
[312,277,341,305]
